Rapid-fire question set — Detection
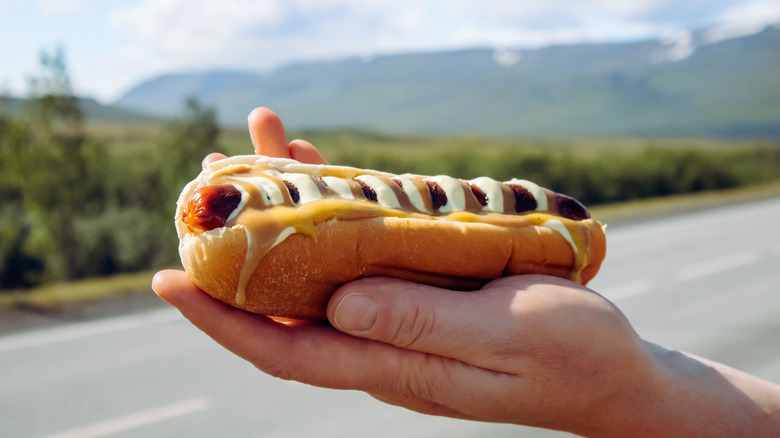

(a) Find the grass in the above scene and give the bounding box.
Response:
[590,180,780,225]
[3,180,779,313]
[0,270,158,312]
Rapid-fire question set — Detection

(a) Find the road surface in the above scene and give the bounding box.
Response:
[2,197,779,438]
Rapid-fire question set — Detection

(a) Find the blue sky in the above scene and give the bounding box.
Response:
[1,0,778,103]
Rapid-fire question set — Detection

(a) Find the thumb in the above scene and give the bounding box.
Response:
[327,277,504,361]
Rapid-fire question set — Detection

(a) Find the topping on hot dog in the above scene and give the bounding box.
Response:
[175,155,607,319]
[182,162,591,232]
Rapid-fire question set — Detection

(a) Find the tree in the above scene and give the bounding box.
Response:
[161,97,221,192]
[5,47,107,281]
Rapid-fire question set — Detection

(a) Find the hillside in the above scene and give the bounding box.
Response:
[0,96,158,124]
[117,25,780,138]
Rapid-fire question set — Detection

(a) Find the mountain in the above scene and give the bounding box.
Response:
[116,25,780,138]
[0,96,159,124]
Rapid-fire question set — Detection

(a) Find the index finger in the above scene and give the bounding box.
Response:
[247,107,290,158]
[150,270,510,420]
[150,270,412,390]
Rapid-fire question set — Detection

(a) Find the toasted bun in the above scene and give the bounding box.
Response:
[176,155,606,319]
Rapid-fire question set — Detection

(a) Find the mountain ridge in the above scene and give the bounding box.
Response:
[112,25,779,138]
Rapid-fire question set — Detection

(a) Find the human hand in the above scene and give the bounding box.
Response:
[155,107,780,436]
[152,270,653,435]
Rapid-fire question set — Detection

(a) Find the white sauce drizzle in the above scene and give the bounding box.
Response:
[280,173,323,204]
[507,178,547,211]
[322,176,354,200]
[236,226,256,306]
[226,183,249,223]
[236,225,297,306]
[354,175,401,209]
[541,219,577,253]
[426,175,465,213]
[228,175,285,205]
[271,226,297,249]
[395,175,429,212]
[469,177,504,212]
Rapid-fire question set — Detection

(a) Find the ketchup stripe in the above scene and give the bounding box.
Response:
[425,181,447,211]
[283,180,300,204]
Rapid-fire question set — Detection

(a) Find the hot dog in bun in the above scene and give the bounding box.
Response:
[176,155,606,319]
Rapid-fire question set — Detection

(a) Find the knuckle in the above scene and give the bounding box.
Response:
[249,328,298,381]
[388,301,439,349]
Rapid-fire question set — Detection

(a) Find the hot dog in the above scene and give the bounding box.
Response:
[175,155,606,319]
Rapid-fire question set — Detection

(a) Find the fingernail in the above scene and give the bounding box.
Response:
[150,271,164,294]
[334,293,378,332]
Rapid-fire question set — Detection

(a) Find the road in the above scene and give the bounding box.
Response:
[2,197,779,438]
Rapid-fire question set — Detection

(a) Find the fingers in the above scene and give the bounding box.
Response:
[247,107,290,158]
[246,107,329,165]
[150,270,472,397]
[152,270,290,368]
[289,139,329,165]
[151,270,524,421]
[327,277,517,369]
[202,153,227,169]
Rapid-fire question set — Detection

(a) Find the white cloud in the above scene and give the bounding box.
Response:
[37,0,84,16]
[88,0,780,101]
[111,0,288,72]
[493,49,521,67]
[653,29,695,62]
[718,0,780,24]
[705,0,780,43]
[110,0,666,75]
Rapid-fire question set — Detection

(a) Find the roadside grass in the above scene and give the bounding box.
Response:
[590,180,780,225]
[2,180,778,313]
[0,270,158,312]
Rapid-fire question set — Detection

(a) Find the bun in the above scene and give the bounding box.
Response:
[176,155,606,319]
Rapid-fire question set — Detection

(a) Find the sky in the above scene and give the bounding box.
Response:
[1,0,778,103]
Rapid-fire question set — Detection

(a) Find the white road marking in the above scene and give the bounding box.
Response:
[599,279,653,301]
[38,397,211,438]
[676,250,762,282]
[0,308,182,353]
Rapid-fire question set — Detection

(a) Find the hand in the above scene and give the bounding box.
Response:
[153,270,656,434]
[154,107,780,437]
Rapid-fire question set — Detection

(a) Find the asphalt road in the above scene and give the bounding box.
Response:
[2,197,779,438]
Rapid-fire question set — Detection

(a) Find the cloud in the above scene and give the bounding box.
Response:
[106,0,627,73]
[706,0,780,42]
[113,0,777,71]
[100,0,778,100]
[37,0,84,16]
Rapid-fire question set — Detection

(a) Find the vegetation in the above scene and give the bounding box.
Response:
[0,50,216,289]
[1,50,779,294]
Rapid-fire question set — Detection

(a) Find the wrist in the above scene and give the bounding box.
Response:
[579,340,780,437]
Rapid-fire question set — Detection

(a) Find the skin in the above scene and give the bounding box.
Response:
[154,107,780,437]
